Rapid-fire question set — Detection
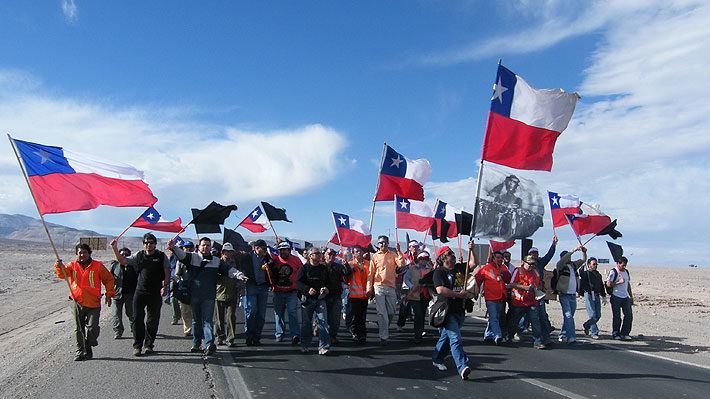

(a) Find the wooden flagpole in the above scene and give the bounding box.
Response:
[369,142,387,232]
[114,212,145,242]
[8,133,88,350]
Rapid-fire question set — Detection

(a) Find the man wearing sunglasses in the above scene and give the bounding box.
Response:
[111,233,171,356]
[366,235,405,345]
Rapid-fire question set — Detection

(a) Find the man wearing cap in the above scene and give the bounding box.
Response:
[214,243,242,347]
[168,237,248,355]
[367,235,405,345]
[236,238,273,346]
[507,256,547,349]
[431,242,477,380]
[404,251,432,343]
[555,245,587,343]
[269,241,302,345]
[474,250,512,345]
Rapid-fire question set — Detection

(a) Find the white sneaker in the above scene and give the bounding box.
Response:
[460,366,471,380]
[432,361,448,371]
[622,335,633,341]
[513,333,522,342]
[318,348,329,356]
[558,336,568,343]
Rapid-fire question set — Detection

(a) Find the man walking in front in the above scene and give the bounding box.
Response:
[55,243,115,361]
[109,247,136,340]
[270,241,302,345]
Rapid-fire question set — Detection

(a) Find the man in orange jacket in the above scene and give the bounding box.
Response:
[55,243,116,361]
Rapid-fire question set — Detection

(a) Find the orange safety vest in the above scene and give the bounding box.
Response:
[348,260,369,299]
[68,260,103,304]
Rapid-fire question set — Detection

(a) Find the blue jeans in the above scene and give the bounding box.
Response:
[190,297,216,348]
[484,301,505,340]
[300,299,330,350]
[610,295,633,337]
[244,285,269,341]
[326,294,342,339]
[558,293,577,340]
[583,292,602,336]
[273,291,300,340]
[432,312,469,374]
[507,305,544,346]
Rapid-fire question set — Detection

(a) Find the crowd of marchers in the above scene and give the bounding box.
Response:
[54,233,634,381]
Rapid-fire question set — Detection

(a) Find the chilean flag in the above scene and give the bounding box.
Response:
[565,202,612,237]
[332,212,372,248]
[482,64,579,171]
[131,207,183,232]
[238,206,271,233]
[375,145,432,201]
[432,200,458,239]
[395,195,434,232]
[11,138,157,214]
[490,240,515,252]
[548,191,581,227]
[328,232,340,246]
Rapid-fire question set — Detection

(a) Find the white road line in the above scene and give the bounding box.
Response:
[519,377,590,399]
[220,350,253,399]
[470,314,710,370]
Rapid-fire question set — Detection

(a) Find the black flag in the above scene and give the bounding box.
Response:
[224,228,250,252]
[190,201,238,234]
[597,219,622,240]
[304,241,314,249]
[521,238,533,260]
[261,201,291,222]
[429,221,440,241]
[607,241,624,263]
[455,211,473,236]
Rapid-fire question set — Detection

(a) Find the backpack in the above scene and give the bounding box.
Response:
[428,296,449,328]
[550,268,559,294]
[606,268,629,296]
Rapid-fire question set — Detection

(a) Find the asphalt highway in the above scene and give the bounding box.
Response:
[33,294,710,398]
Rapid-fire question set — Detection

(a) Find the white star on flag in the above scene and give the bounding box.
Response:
[390,155,403,168]
[399,199,408,209]
[252,209,260,218]
[338,216,347,225]
[146,212,155,219]
[33,149,53,164]
[491,77,508,104]
[552,196,559,206]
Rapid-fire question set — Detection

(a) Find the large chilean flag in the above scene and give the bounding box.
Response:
[12,138,157,214]
[482,64,579,171]
[395,195,433,232]
[375,145,432,201]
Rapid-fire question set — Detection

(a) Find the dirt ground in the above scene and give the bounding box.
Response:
[1,238,708,398]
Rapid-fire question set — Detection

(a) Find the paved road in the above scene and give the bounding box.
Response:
[32,294,710,398]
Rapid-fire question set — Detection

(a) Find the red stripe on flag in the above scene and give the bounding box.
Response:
[29,173,156,214]
[482,111,561,171]
[375,174,425,201]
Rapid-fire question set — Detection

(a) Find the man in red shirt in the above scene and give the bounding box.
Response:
[474,250,511,345]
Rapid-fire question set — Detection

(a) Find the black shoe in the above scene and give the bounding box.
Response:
[331,336,339,345]
[144,346,154,355]
[74,353,86,361]
[495,337,503,346]
[85,346,93,360]
[245,337,254,346]
[357,337,366,345]
[253,339,262,346]
[190,346,202,353]
[205,344,216,356]
[291,336,300,345]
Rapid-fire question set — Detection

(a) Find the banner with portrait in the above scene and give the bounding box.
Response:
[473,162,544,242]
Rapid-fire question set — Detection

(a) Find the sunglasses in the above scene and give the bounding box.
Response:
[377,241,387,245]
[143,241,156,245]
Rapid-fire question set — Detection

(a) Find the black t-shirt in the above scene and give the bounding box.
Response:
[432,263,467,314]
[130,250,168,295]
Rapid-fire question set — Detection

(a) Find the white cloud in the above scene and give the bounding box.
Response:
[62,0,78,24]
[0,70,348,232]
[417,1,710,265]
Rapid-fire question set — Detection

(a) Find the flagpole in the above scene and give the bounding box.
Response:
[114,213,144,242]
[8,134,89,349]
[565,215,584,246]
[471,160,485,243]
[331,213,344,249]
[393,197,399,250]
[267,219,280,243]
[582,233,598,247]
[369,142,387,232]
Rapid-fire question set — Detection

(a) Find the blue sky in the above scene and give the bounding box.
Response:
[1,1,709,266]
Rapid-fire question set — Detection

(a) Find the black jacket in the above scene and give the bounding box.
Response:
[577,267,606,297]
